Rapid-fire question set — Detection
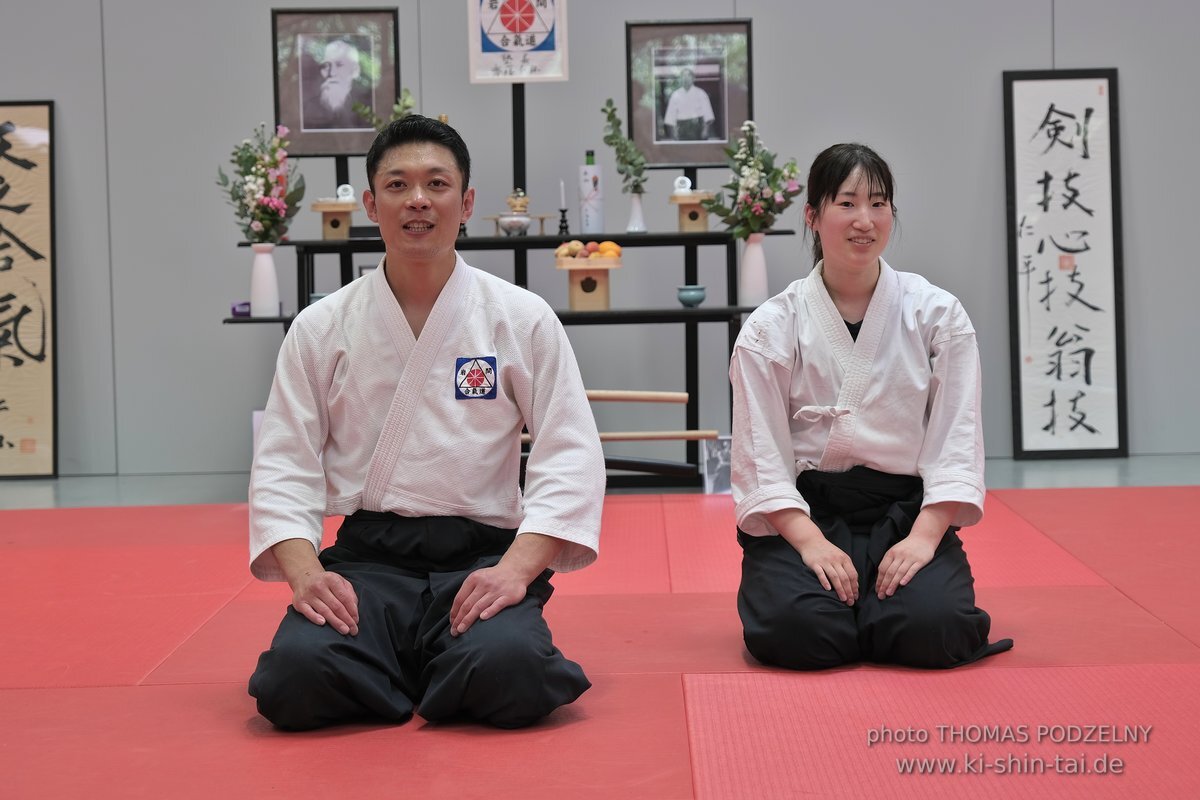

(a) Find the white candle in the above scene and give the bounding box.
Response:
[559,179,566,209]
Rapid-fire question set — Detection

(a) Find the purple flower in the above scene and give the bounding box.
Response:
[250,221,264,232]
[276,125,289,137]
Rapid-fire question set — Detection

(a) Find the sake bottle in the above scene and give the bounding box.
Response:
[579,150,604,234]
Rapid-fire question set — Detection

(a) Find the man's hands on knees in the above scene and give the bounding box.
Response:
[768,509,858,606]
[272,538,360,636]
[449,532,564,637]
[291,569,360,636]
[449,563,528,637]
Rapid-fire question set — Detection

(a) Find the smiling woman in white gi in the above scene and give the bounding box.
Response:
[730,143,1013,670]
[246,115,606,729]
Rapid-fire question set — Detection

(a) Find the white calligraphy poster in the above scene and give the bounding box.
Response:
[1004,70,1126,458]
[0,101,56,477]
[468,0,568,83]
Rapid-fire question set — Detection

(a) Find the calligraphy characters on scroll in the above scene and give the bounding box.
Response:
[0,102,56,477]
[1008,71,1124,457]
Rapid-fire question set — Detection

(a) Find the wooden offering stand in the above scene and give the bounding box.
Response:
[554,256,622,310]
[311,200,359,240]
[669,192,715,233]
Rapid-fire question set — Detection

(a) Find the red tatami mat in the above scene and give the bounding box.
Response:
[651,493,1111,594]
[962,495,1108,588]
[142,579,290,686]
[661,494,741,593]
[5,487,1200,798]
[1,674,693,800]
[149,589,751,688]
[1,505,252,688]
[992,487,1200,645]
[545,592,757,675]
[146,581,1200,690]
[553,495,672,595]
[685,664,1200,799]
[975,585,1200,667]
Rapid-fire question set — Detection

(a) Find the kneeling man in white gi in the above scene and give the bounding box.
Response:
[247,115,605,730]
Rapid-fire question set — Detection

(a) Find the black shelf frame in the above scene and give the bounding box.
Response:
[226,84,793,485]
[225,232,793,486]
[233,228,790,320]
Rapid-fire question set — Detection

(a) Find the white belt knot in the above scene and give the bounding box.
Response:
[793,405,852,423]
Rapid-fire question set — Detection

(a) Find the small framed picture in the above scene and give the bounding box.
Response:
[272,7,400,157]
[625,19,753,168]
[467,0,568,84]
[702,435,732,495]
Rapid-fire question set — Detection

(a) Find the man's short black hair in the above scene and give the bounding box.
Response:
[365,114,472,193]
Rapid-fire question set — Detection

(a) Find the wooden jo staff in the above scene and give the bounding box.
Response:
[584,389,688,404]
[519,388,717,442]
[521,429,718,443]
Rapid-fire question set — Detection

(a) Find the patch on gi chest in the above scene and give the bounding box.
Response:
[455,356,498,399]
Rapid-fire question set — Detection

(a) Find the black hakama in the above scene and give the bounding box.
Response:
[249,512,590,730]
[737,466,1013,670]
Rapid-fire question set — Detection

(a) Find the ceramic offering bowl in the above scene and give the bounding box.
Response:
[677,285,706,307]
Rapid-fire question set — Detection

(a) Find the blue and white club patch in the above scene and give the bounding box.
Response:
[455,356,498,399]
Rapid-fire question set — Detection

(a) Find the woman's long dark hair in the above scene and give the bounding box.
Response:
[804,143,896,265]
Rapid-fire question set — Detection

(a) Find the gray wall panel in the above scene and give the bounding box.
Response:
[0,0,117,475]
[1055,0,1200,453]
[2,0,1195,477]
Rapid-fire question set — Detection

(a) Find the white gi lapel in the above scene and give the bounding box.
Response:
[372,257,417,362]
[361,257,471,508]
[804,260,899,471]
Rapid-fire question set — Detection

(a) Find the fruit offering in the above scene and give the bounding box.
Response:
[553,240,622,259]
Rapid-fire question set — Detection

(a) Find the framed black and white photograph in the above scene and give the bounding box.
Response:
[625,19,752,169]
[0,100,56,477]
[702,435,732,495]
[1004,68,1127,459]
[272,7,399,157]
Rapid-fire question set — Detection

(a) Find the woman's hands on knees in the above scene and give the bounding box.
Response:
[768,509,858,605]
[875,501,959,599]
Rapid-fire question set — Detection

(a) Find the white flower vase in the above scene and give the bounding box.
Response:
[626,192,647,233]
[739,232,769,306]
[249,242,280,317]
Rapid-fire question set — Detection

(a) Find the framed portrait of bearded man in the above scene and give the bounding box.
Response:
[272,7,400,156]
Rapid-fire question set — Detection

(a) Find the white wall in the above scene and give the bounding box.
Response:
[1054,0,1200,454]
[1,0,1196,476]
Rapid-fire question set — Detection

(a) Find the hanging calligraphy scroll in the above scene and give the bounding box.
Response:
[0,101,56,477]
[467,0,568,84]
[1004,69,1127,459]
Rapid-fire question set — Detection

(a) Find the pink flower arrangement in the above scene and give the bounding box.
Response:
[216,123,305,243]
[702,121,803,239]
